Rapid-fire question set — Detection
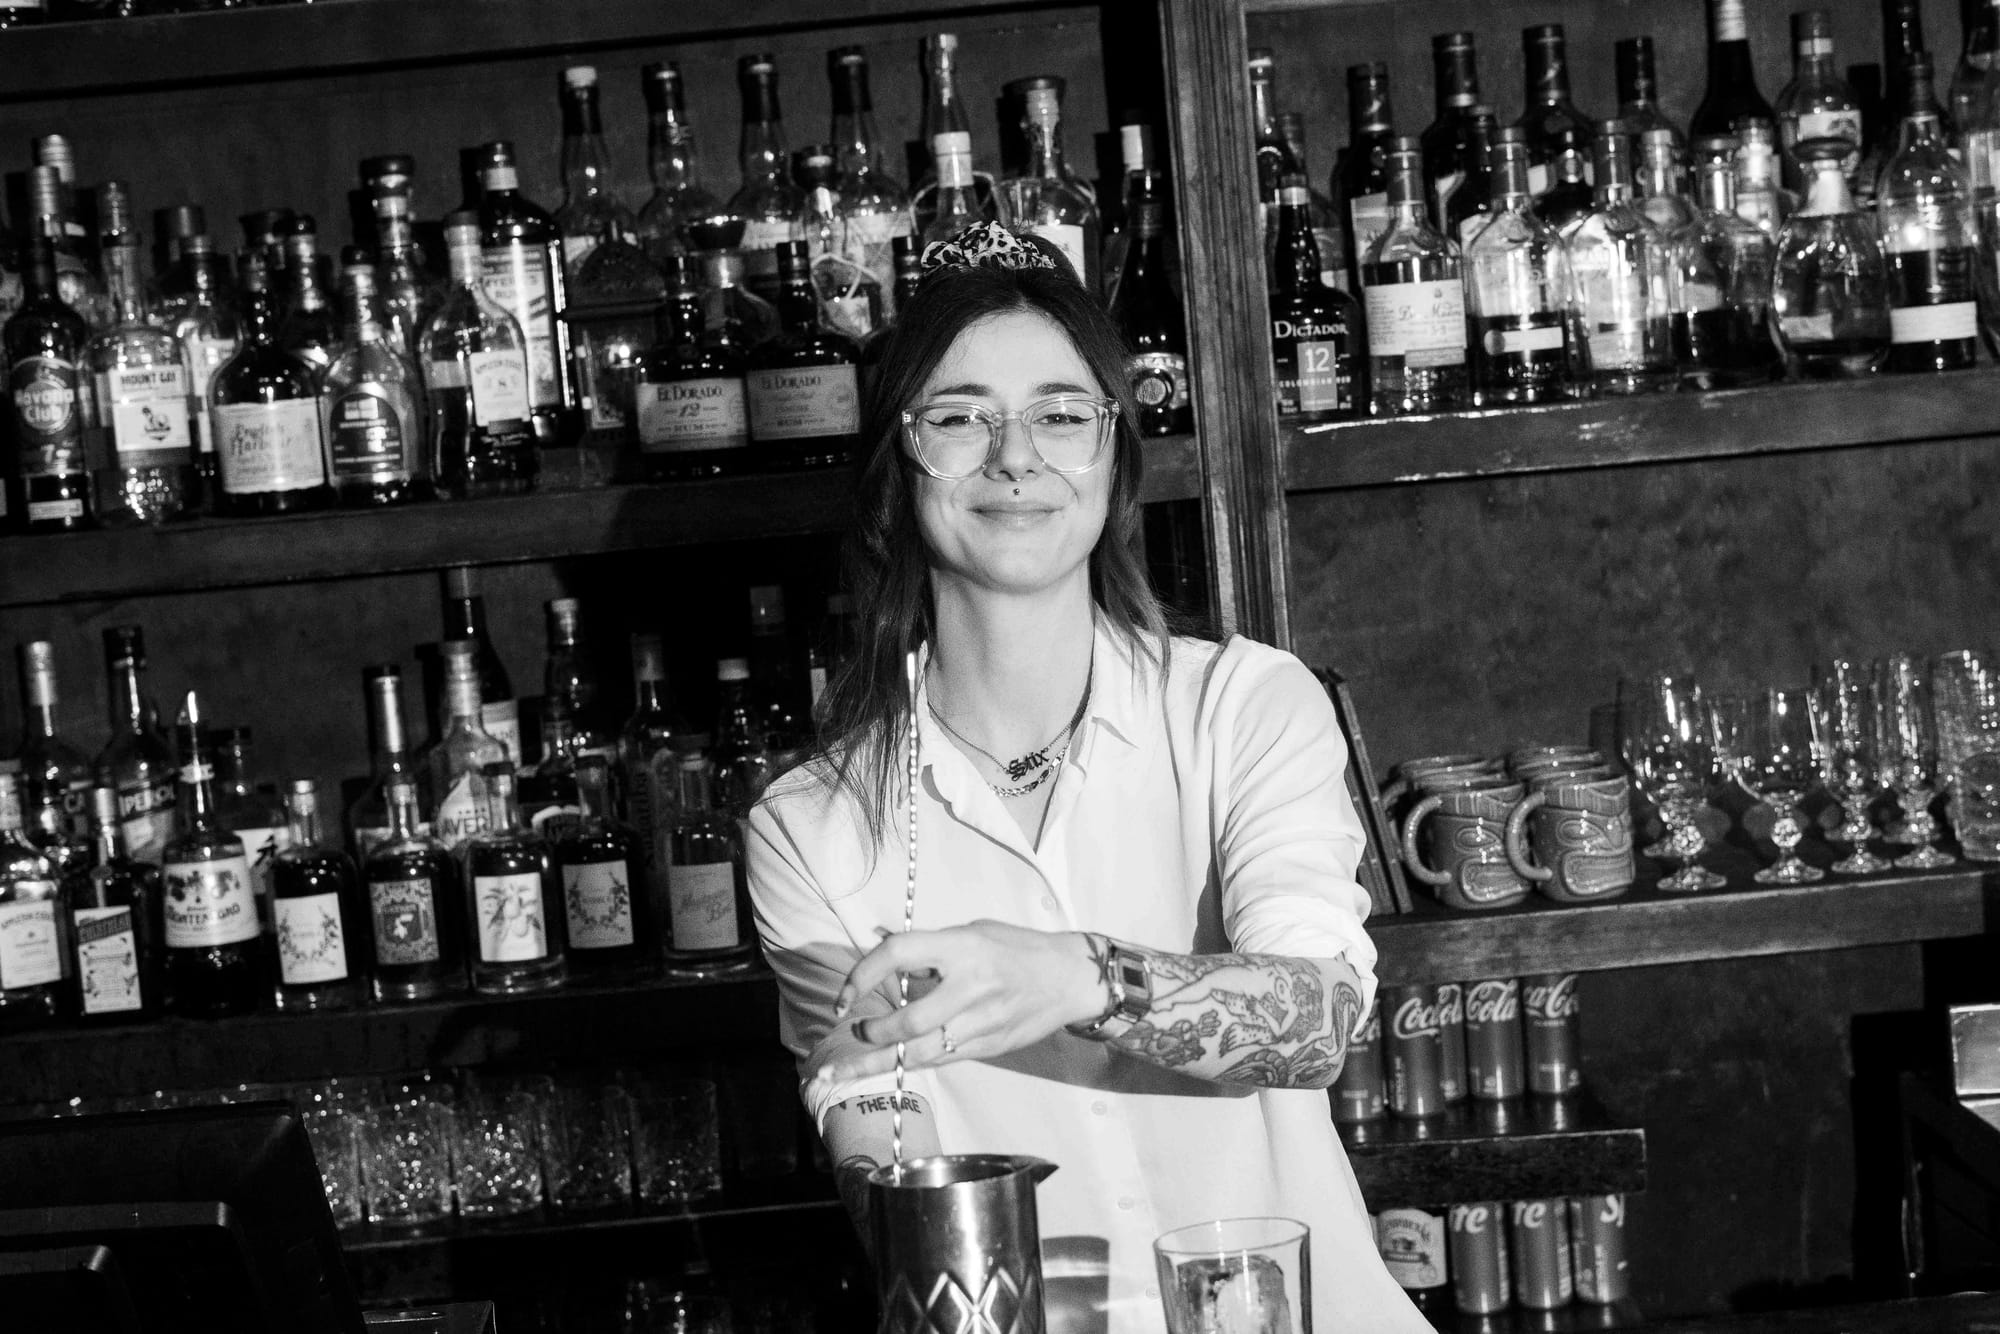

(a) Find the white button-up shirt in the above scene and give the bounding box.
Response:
[748,624,1429,1334]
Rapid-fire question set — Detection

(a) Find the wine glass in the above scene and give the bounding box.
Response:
[1744,686,1825,885]
[1882,653,1958,870]
[1626,673,1725,892]
[1933,648,2000,862]
[1813,659,1890,875]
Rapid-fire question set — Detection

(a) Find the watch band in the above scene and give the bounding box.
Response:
[1065,934,1154,1040]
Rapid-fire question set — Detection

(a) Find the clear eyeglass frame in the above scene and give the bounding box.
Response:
[900,394,1120,480]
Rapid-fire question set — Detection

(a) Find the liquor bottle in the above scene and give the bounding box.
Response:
[747,586,810,757]
[68,783,162,1022]
[153,203,208,313]
[1617,37,1686,156]
[1517,26,1593,198]
[1539,128,1600,235]
[441,567,522,765]
[1733,120,1798,235]
[711,658,773,820]
[1777,11,1864,188]
[271,778,366,1011]
[160,692,263,1018]
[1443,109,1501,250]
[1692,0,1776,137]
[277,217,340,372]
[1362,139,1469,416]
[638,62,722,265]
[622,633,679,904]
[19,642,91,849]
[361,775,467,1002]
[1966,28,2000,196]
[912,32,999,230]
[6,237,92,531]
[1638,129,1700,235]
[830,46,915,320]
[365,157,435,360]
[998,77,1101,289]
[208,280,333,517]
[1269,179,1362,421]
[1248,50,1302,231]
[661,753,755,973]
[730,55,805,302]
[543,596,614,763]
[794,146,884,342]
[96,626,176,865]
[1464,136,1574,406]
[463,761,567,994]
[0,768,64,1029]
[1673,138,1784,389]
[172,233,240,495]
[1774,136,1893,374]
[1878,54,1981,371]
[636,251,755,476]
[1274,114,1346,290]
[796,145,844,260]
[1567,123,1679,395]
[921,131,989,245]
[211,726,290,935]
[1421,32,1484,227]
[239,209,293,286]
[1112,167,1193,436]
[26,165,105,332]
[350,665,423,859]
[554,755,649,980]
[521,706,582,838]
[747,241,862,470]
[1954,0,2000,134]
[1337,63,1397,291]
[554,65,641,273]
[476,140,579,450]
[428,639,508,852]
[322,258,427,506]
[423,212,536,498]
[90,184,196,528]
[1883,0,1941,135]
[1376,1206,1454,1319]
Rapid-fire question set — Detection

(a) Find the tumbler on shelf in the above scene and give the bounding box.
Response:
[1744,686,1826,884]
[1814,658,1891,874]
[451,1069,544,1221]
[362,1071,456,1230]
[1883,653,1958,869]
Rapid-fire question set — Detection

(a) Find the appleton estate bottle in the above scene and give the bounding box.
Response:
[423,212,536,498]
[747,240,861,470]
[362,775,466,1002]
[209,281,333,517]
[6,236,92,531]
[1113,166,1192,436]
[68,784,162,1023]
[160,692,264,1018]
[270,778,366,1011]
[1269,180,1361,421]
[464,761,567,994]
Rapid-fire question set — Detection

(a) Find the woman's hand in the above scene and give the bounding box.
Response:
[815,920,1106,1085]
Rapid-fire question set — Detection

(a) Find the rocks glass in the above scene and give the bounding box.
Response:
[1155,1217,1311,1334]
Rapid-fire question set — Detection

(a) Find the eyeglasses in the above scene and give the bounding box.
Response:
[900,395,1119,480]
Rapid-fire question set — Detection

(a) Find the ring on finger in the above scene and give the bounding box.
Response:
[939,1024,958,1055]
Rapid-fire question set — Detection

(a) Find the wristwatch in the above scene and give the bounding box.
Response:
[1066,934,1156,1039]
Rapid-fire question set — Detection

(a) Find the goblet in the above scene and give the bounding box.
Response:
[1933,648,2000,862]
[1882,653,1957,869]
[1744,686,1825,884]
[1625,673,1725,892]
[1813,659,1890,875]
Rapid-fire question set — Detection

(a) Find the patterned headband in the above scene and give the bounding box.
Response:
[919,221,1061,275]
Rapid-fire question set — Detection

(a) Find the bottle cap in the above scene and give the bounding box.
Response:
[159,203,206,238]
[717,658,751,682]
[549,596,581,616]
[34,133,74,179]
[478,140,516,169]
[27,167,60,218]
[1524,22,1565,46]
[1247,48,1275,74]
[932,130,973,158]
[1346,60,1389,82]
[564,65,598,88]
[22,641,54,676]
[1120,123,1152,171]
[928,31,958,56]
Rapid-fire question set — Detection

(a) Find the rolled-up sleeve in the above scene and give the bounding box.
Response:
[1205,644,1380,1037]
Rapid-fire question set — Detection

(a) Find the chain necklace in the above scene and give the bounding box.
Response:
[926,658,1093,798]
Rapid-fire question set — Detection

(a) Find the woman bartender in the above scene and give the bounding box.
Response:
[747,223,1428,1334]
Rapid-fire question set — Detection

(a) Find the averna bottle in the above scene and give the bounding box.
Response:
[1464,136,1574,406]
[638,62,722,264]
[829,46,915,320]
[636,251,755,477]
[271,778,367,1012]
[1420,32,1484,227]
[68,783,163,1023]
[729,54,805,302]
[1775,11,1863,189]
[1269,178,1362,421]
[1566,122,1679,395]
[209,280,334,517]
[441,566,522,765]
[1878,54,1981,371]
[1692,0,1776,137]
[160,691,264,1019]
[96,626,176,865]
[1672,139,1784,389]
[1362,139,1469,416]
[19,642,91,849]
[90,182,196,528]
[662,753,756,975]
[476,140,579,450]
[554,65,641,273]
[1337,63,1397,292]
[747,240,862,470]
[322,258,427,507]
[554,755,650,981]
[5,236,92,532]
[0,768,64,1029]
[1516,26,1593,199]
[464,761,567,995]
[361,775,467,1003]
[349,664,423,859]
[427,639,508,852]
[422,211,537,498]
[1774,137,1892,375]
[1617,37,1686,156]
[998,76,1101,289]
[1113,166,1193,436]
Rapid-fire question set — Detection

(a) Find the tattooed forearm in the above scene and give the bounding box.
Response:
[1104,952,1365,1090]
[834,1153,881,1257]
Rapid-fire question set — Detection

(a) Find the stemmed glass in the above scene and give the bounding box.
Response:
[1626,673,1726,892]
[1813,659,1891,875]
[1743,686,1825,884]
[1882,653,1958,870]
[1933,648,2000,862]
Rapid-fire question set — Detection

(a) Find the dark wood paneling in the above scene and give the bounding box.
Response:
[1344,1090,1647,1206]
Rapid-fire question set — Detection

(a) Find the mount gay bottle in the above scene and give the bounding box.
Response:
[160,692,264,1018]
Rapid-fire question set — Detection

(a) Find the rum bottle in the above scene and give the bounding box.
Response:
[1637,128,1700,235]
[476,140,579,450]
[662,753,755,974]
[1337,63,1397,291]
[830,46,915,320]
[554,65,641,273]
[1773,137,1892,374]
[554,755,649,980]
[1362,140,1469,416]
[26,164,105,332]
[278,217,340,373]
[322,259,426,507]
[1112,166,1193,436]
[913,32,998,229]
[209,282,333,517]
[442,565,522,764]
[729,55,805,302]
[638,61,722,264]
[422,211,536,498]
[1464,137,1574,405]
[1420,32,1483,226]
[1517,26,1593,199]
[5,237,91,532]
[1567,123,1679,394]
[1733,120,1797,236]
[271,778,366,1011]
[0,768,63,1029]
[520,707,581,838]
[90,183,196,527]
[464,761,567,994]
[1444,110,1502,250]
[172,232,241,494]
[1269,180,1362,420]
[350,664,422,858]
[361,775,466,1002]
[1617,37,1687,156]
[1692,0,1776,137]
[1775,11,1863,188]
[68,783,161,1022]
[747,240,861,470]
[364,156,434,359]
[997,77,1101,289]
[1878,54,1980,371]
[19,641,91,850]
[544,595,615,762]
[428,640,508,851]
[1538,129,1598,234]
[1673,139,1783,388]
[96,626,176,865]
[636,251,754,477]
[160,691,264,1018]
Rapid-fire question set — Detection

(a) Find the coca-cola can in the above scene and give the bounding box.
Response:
[1385,983,1448,1118]
[1464,977,1525,1100]
[1571,1193,1631,1304]
[1522,971,1583,1094]
[1435,982,1467,1102]
[1509,1198,1574,1310]
[1333,1000,1385,1123]
[1447,1201,1511,1315]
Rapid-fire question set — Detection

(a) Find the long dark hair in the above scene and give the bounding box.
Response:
[807,242,1170,845]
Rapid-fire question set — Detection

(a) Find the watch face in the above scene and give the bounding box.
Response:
[1116,956,1149,992]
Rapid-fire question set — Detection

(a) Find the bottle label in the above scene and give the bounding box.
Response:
[326,387,410,480]
[74,906,143,1014]
[563,858,636,949]
[97,364,192,468]
[667,860,739,951]
[161,854,261,947]
[1780,312,1838,345]
[0,896,62,990]
[1025,222,1089,284]
[1795,109,1862,147]
[213,399,326,495]
[479,245,562,409]
[481,700,522,764]
[1127,351,1190,413]
[370,875,442,965]
[843,212,913,310]
[185,333,238,459]
[116,779,177,864]
[739,219,797,261]
[1349,193,1393,264]
[275,891,351,985]
[1376,1207,1449,1290]
[746,364,860,441]
[467,350,532,427]
[11,355,85,475]
[432,775,490,850]
[234,824,292,932]
[1364,280,1468,366]
[1890,301,1977,342]
[637,377,749,452]
[26,497,85,523]
[472,870,550,962]
[1483,323,1568,355]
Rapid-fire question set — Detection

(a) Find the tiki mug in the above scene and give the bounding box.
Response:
[1504,773,1637,904]
[1400,776,1532,910]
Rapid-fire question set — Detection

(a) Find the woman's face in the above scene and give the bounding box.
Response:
[905,308,1114,603]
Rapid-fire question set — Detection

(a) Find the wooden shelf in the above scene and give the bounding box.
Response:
[1282,370,2000,494]
[0,434,1197,608]
[1371,845,1992,986]
[1341,1089,1645,1207]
